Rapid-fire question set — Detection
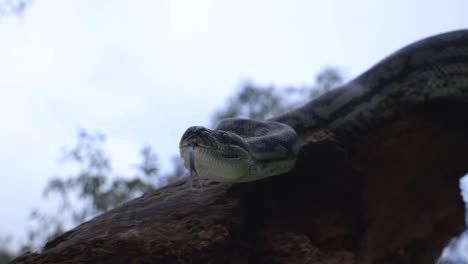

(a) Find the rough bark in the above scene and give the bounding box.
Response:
[12,102,468,264]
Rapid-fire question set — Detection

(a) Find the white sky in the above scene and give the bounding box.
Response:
[0,0,467,251]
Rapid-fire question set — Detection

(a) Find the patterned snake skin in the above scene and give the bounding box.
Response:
[180,29,468,182]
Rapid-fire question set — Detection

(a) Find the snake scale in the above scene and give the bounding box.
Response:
[180,29,468,183]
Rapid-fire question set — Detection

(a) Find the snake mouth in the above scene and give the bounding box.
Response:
[180,144,246,161]
[179,126,251,170]
[179,143,251,182]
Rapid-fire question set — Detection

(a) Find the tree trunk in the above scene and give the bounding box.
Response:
[12,102,468,264]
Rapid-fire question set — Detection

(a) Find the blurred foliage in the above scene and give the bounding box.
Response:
[0,236,13,264]
[16,66,343,253]
[24,131,161,250]
[0,251,13,264]
[44,131,158,220]
[212,83,288,123]
[22,130,189,251]
[0,0,31,16]
[212,66,343,125]
[165,156,189,185]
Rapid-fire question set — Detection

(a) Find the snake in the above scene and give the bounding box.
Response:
[179,29,468,183]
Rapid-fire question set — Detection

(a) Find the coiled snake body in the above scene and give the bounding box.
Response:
[180,30,468,182]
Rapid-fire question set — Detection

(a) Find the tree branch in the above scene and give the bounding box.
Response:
[12,101,468,264]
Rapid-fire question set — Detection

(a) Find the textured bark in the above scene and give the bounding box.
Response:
[12,102,468,264]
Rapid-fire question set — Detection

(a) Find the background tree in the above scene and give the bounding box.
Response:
[0,0,31,16]
[212,66,343,124]
[0,236,13,264]
[0,250,13,264]
[25,131,159,250]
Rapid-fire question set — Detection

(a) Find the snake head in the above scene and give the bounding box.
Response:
[179,126,252,182]
[179,121,301,182]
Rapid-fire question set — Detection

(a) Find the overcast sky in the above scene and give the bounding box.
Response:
[0,0,467,251]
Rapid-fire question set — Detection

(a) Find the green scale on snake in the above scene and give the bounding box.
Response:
[180,29,468,183]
